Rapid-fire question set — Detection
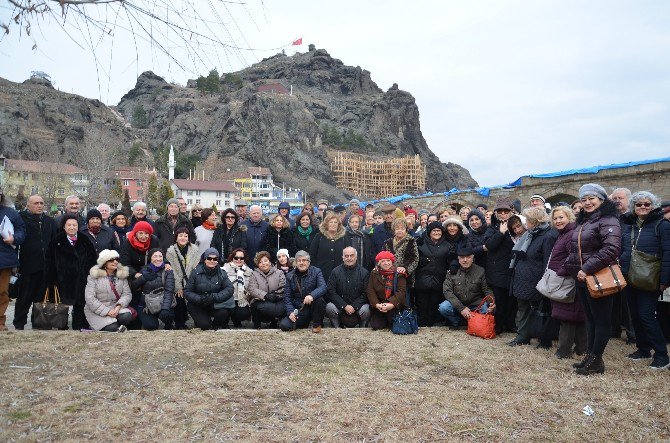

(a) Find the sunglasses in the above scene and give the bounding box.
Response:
[107,258,119,262]
[225,215,236,219]
[205,257,218,262]
[496,209,511,214]
[634,202,652,208]
[233,256,245,260]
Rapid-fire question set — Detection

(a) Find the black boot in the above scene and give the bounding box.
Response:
[575,354,605,375]
[572,353,591,369]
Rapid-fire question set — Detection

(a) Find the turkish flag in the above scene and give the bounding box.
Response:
[292,38,303,46]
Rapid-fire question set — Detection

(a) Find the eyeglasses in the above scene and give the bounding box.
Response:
[634,202,652,208]
[495,209,511,214]
[224,215,236,219]
[205,257,218,261]
[233,256,245,260]
[193,209,202,213]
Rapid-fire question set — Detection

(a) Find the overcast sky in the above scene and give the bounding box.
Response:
[1,1,669,188]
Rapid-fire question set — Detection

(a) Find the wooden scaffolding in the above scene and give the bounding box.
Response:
[328,151,426,198]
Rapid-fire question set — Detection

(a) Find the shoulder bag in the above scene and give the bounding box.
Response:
[391,272,418,335]
[32,286,70,330]
[578,226,626,298]
[466,295,496,339]
[535,250,576,303]
[628,225,662,292]
[143,271,176,315]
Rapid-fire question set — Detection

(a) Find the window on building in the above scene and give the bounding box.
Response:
[137,180,142,186]
[216,191,222,197]
[187,199,193,205]
[137,190,143,197]
[187,191,192,196]
[195,199,201,204]
[123,180,130,186]
[224,200,230,207]
[225,192,230,198]
[216,200,221,206]
[260,183,268,189]
[195,190,201,196]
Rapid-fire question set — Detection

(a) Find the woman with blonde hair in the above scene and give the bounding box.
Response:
[261,213,296,262]
[508,206,558,347]
[547,206,586,359]
[309,212,351,281]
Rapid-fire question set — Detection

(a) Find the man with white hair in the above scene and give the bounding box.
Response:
[325,246,370,328]
[242,205,269,268]
[279,250,327,333]
[97,203,111,225]
[56,195,84,227]
[129,201,155,230]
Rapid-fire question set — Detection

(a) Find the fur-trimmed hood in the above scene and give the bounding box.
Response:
[442,217,469,235]
[89,265,130,279]
[319,222,346,240]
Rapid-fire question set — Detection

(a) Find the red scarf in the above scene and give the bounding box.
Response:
[379,267,397,300]
[201,220,217,231]
[127,231,151,252]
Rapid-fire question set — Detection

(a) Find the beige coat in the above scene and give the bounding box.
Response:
[247,266,286,304]
[84,266,132,331]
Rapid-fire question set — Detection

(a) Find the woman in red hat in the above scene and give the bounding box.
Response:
[366,251,407,330]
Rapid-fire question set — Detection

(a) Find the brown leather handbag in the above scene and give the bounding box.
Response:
[578,226,627,298]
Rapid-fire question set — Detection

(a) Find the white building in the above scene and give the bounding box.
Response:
[170,179,238,212]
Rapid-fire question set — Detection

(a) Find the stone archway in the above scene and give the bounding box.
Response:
[544,192,579,207]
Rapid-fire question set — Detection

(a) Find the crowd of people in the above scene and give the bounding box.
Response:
[1,184,669,376]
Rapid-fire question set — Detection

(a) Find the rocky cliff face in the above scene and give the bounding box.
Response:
[0,48,476,201]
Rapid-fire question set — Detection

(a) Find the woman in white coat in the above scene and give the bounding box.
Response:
[84,249,133,332]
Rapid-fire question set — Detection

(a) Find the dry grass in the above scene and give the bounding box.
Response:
[0,329,668,442]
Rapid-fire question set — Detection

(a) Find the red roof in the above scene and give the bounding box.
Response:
[4,159,84,174]
[257,83,289,94]
[171,179,239,192]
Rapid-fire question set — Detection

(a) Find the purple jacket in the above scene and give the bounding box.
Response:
[548,222,576,277]
[565,202,622,278]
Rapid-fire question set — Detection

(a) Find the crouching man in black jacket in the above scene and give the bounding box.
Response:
[325,247,370,328]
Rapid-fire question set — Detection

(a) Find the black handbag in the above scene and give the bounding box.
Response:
[391,272,418,335]
[32,286,70,330]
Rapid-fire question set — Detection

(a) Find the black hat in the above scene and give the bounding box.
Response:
[86,209,102,223]
[457,245,475,256]
[477,203,488,210]
[426,221,443,233]
[110,210,127,222]
[661,200,670,208]
[333,205,346,213]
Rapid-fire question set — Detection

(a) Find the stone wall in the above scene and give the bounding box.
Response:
[402,160,670,213]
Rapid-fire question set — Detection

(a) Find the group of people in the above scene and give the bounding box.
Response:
[1,184,669,376]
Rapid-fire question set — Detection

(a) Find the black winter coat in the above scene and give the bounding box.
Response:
[511,225,557,301]
[620,208,670,285]
[184,263,235,308]
[309,227,351,281]
[415,233,450,291]
[484,221,515,288]
[119,235,161,277]
[293,226,315,253]
[261,226,297,261]
[80,225,119,254]
[327,264,369,310]
[19,211,57,274]
[154,214,196,253]
[45,232,97,305]
[131,266,176,311]
[467,226,488,268]
[210,223,248,264]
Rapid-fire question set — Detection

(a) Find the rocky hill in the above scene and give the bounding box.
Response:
[0,47,477,201]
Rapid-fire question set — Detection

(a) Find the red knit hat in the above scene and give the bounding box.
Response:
[375,251,395,263]
[131,220,154,236]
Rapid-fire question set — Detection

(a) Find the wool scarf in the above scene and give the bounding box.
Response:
[231,263,247,296]
[149,262,165,273]
[379,267,397,300]
[297,225,313,241]
[201,220,217,230]
[88,225,101,235]
[127,232,151,252]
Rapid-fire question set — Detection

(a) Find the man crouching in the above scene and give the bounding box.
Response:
[279,250,327,333]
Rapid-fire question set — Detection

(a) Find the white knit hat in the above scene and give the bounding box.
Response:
[97,249,120,267]
[277,248,289,259]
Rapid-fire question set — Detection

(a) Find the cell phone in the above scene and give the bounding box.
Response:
[10,275,18,285]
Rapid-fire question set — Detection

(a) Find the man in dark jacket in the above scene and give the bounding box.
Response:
[439,246,495,328]
[55,195,85,227]
[128,201,155,230]
[279,250,327,332]
[278,201,295,228]
[154,198,195,253]
[371,204,396,256]
[483,198,516,333]
[242,205,269,268]
[325,247,370,327]
[14,195,57,330]
[79,209,119,254]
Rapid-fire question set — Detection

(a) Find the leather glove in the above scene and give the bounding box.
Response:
[265,292,278,303]
[201,293,214,306]
[141,269,159,282]
[159,309,175,323]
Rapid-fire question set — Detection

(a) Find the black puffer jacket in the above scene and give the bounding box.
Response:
[131,266,176,311]
[261,226,297,261]
[415,233,450,291]
[119,235,161,277]
[327,264,369,310]
[484,215,515,288]
[620,208,670,285]
[510,224,557,301]
[210,224,248,264]
[309,225,351,281]
[184,263,234,308]
[154,214,196,253]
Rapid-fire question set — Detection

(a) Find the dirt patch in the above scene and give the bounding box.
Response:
[1,329,668,441]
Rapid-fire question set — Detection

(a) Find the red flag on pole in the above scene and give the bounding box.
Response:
[292,38,303,46]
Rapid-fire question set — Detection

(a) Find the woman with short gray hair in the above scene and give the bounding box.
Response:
[620,190,670,370]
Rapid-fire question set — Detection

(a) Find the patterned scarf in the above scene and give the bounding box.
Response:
[67,234,77,246]
[232,264,247,296]
[378,266,397,300]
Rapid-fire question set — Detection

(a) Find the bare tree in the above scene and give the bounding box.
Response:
[2,0,264,75]
[75,128,120,206]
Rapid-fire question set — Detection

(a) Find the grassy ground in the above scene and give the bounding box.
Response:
[0,328,668,442]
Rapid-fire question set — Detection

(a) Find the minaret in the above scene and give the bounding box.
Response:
[168,145,175,180]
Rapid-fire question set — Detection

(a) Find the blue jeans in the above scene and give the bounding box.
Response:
[438,300,489,326]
